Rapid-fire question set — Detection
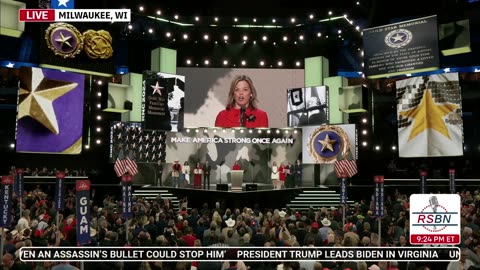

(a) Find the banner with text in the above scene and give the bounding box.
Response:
[374,175,384,217]
[15,169,24,197]
[75,180,91,245]
[55,172,66,211]
[0,176,14,227]
[121,174,133,219]
[20,246,460,262]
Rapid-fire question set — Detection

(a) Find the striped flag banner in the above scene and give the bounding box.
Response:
[125,157,138,176]
[334,159,358,178]
[114,158,127,177]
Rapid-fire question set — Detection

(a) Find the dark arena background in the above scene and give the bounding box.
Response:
[1,0,480,269]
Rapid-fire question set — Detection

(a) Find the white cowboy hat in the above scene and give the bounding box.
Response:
[225,218,236,228]
[321,218,331,227]
[279,211,287,218]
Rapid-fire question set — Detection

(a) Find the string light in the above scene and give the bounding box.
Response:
[124,8,364,69]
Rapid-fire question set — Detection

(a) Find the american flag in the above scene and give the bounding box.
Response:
[124,156,138,175]
[114,158,127,177]
[334,159,358,178]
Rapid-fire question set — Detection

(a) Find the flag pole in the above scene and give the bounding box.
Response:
[0,228,4,268]
[378,218,382,246]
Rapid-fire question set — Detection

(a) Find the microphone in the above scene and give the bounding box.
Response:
[240,106,246,127]
[429,196,438,213]
[429,195,439,230]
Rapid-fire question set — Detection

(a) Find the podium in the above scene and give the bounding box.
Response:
[229,170,244,192]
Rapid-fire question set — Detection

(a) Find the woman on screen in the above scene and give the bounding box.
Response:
[215,75,269,128]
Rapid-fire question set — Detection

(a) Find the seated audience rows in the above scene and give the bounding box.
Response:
[2,186,479,270]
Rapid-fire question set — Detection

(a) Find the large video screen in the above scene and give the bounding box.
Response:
[179,67,304,128]
[141,71,185,132]
[165,128,302,185]
[302,124,357,164]
[39,22,116,74]
[16,67,85,154]
[287,86,329,127]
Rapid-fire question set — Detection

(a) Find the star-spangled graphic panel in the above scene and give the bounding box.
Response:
[110,122,167,163]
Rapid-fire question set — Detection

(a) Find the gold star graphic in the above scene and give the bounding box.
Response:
[399,89,458,142]
[151,82,164,96]
[319,134,336,152]
[54,32,72,48]
[18,67,78,134]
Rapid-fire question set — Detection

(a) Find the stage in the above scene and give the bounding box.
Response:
[131,184,354,211]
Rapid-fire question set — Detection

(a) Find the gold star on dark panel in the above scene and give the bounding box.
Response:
[319,134,336,152]
[18,67,78,134]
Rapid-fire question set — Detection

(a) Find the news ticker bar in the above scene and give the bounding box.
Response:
[20,247,460,262]
[19,9,131,22]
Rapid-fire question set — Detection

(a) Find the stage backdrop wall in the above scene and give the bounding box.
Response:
[178,67,305,128]
[165,128,303,186]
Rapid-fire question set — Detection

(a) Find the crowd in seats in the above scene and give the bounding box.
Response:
[8,165,94,177]
[1,185,480,270]
[385,158,478,179]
